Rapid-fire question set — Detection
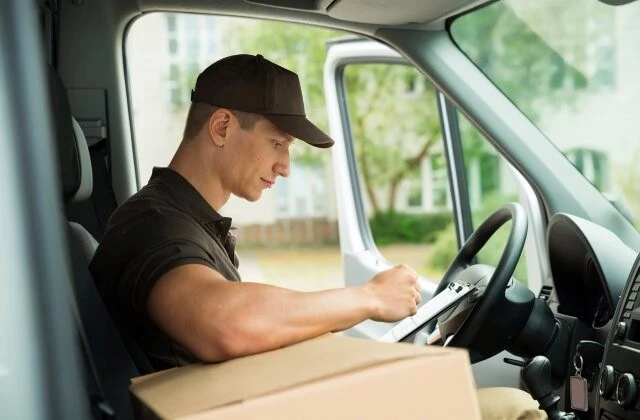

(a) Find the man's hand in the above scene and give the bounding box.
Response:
[362,264,421,322]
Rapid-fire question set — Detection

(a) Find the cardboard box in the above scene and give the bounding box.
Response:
[130,334,481,419]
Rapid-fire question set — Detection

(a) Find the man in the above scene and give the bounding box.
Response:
[90,54,421,371]
[91,53,546,419]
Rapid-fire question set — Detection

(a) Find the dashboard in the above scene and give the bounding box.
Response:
[547,214,631,330]
[596,255,640,419]
[546,214,639,419]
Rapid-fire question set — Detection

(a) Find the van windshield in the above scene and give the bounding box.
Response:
[450,0,640,228]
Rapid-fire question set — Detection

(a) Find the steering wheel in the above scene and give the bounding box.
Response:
[429,202,528,361]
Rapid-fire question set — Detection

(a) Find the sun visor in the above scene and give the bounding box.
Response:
[326,0,479,25]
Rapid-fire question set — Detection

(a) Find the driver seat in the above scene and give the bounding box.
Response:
[49,64,151,419]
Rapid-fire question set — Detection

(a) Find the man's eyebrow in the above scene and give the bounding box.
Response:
[276,132,295,143]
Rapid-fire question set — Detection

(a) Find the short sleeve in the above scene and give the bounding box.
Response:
[121,236,216,316]
[91,208,219,321]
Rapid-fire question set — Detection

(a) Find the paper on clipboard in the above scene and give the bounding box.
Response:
[379,282,475,343]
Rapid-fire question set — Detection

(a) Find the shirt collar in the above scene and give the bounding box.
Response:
[150,167,232,240]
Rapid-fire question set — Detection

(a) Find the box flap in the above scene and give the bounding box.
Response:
[130,334,455,418]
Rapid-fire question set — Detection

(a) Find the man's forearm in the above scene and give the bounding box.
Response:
[148,264,376,362]
[208,281,376,357]
[148,263,418,362]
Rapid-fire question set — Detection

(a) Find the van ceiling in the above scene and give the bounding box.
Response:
[137,0,489,32]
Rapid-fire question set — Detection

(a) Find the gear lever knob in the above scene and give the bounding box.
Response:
[521,355,575,420]
[522,355,555,401]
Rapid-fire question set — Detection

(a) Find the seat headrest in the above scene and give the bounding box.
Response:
[48,66,93,202]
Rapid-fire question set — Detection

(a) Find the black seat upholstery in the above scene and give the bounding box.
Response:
[65,117,118,241]
[65,94,155,377]
[67,116,100,262]
[48,66,145,419]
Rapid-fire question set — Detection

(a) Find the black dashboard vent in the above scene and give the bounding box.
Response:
[539,285,553,302]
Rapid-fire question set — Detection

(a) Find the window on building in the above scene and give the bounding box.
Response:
[168,64,179,81]
[430,153,449,209]
[405,167,422,209]
[565,148,608,191]
[168,38,178,54]
[166,14,176,32]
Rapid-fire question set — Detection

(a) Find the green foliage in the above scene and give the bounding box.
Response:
[430,222,529,285]
[429,222,459,271]
[457,112,490,162]
[450,2,603,123]
[472,193,528,285]
[343,64,441,213]
[171,62,201,110]
[428,193,529,286]
[615,151,640,228]
[369,211,452,245]
[476,222,528,286]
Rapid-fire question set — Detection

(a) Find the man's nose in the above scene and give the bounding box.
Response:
[274,153,290,178]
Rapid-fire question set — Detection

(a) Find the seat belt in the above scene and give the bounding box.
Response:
[75,314,117,419]
[88,140,118,235]
[66,270,117,420]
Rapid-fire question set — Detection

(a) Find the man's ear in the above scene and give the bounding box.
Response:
[208,108,232,147]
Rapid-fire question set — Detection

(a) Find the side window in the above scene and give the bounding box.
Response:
[342,62,529,286]
[126,13,346,291]
[457,112,529,286]
[342,63,457,281]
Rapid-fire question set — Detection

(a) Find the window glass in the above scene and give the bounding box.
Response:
[451,0,640,228]
[342,62,530,285]
[342,63,456,281]
[126,14,345,291]
[458,112,528,285]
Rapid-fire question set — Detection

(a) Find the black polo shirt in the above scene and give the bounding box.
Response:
[90,167,241,370]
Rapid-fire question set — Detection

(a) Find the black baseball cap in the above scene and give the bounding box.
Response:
[191,54,334,148]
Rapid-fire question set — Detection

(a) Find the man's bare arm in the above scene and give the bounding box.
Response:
[147,263,420,362]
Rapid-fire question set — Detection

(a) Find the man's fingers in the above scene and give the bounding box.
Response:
[414,289,422,305]
[396,264,418,276]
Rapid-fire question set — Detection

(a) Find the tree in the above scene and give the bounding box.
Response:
[451,0,619,166]
[343,63,442,213]
[450,1,592,123]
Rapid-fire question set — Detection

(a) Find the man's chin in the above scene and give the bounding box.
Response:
[235,191,262,202]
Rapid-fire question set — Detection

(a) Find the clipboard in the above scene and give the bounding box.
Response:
[379,281,475,343]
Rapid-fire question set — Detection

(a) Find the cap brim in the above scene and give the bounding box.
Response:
[264,114,335,148]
